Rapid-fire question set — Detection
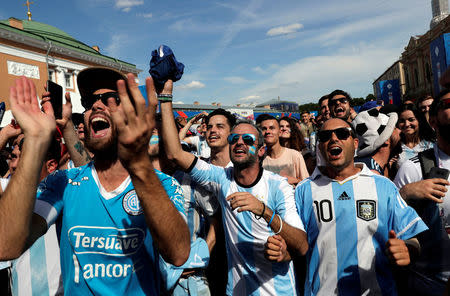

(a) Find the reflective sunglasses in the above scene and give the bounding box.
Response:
[329,97,349,107]
[227,133,256,146]
[81,92,120,110]
[317,127,354,142]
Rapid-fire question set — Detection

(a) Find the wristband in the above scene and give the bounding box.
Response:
[274,215,283,234]
[157,94,173,101]
[268,211,276,226]
[256,202,265,220]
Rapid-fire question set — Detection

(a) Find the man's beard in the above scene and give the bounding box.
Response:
[84,129,118,160]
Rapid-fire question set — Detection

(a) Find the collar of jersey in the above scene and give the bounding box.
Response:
[311,163,372,184]
[91,166,131,200]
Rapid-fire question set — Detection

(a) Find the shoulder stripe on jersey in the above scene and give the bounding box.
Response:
[396,217,421,238]
[409,156,420,163]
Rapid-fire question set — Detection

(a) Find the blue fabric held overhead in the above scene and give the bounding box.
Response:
[149,45,185,89]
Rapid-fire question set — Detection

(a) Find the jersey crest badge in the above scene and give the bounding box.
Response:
[357,200,376,221]
[123,190,143,216]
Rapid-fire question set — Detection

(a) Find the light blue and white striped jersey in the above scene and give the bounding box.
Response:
[34,163,185,295]
[188,158,304,296]
[0,178,63,296]
[296,164,428,296]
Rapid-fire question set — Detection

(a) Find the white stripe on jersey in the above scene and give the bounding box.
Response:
[45,224,62,294]
[311,179,339,296]
[15,251,31,295]
[397,217,422,238]
[353,177,381,295]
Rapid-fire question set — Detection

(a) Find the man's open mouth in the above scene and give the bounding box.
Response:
[90,117,110,138]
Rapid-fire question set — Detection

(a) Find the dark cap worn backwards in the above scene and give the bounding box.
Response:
[77,67,130,103]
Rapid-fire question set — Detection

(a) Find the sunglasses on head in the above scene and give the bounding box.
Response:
[81,92,120,110]
[329,97,349,107]
[317,127,354,142]
[227,133,256,146]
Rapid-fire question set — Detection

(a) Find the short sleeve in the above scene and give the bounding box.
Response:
[273,177,305,232]
[393,159,422,189]
[385,182,428,240]
[189,158,226,193]
[34,170,68,228]
[156,170,186,220]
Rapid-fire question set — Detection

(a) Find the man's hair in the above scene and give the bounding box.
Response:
[205,108,236,128]
[328,89,353,106]
[431,88,450,117]
[232,120,264,148]
[48,137,62,163]
[301,110,310,116]
[255,114,277,125]
[318,95,329,106]
[417,95,433,105]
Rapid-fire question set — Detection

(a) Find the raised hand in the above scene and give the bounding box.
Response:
[108,74,157,168]
[9,77,55,140]
[41,90,73,130]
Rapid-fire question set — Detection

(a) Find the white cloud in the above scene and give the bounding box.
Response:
[115,0,143,12]
[137,13,153,18]
[252,66,266,75]
[240,44,400,104]
[173,101,185,104]
[266,23,304,36]
[239,95,261,102]
[177,81,206,90]
[224,76,250,84]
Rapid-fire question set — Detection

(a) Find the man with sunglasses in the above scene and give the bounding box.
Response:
[161,95,308,295]
[0,70,191,295]
[328,90,355,122]
[394,90,450,295]
[295,118,427,295]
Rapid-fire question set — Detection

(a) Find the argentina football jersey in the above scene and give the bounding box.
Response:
[188,157,303,296]
[33,163,185,295]
[296,164,427,296]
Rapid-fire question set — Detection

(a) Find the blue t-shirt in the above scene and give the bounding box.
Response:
[296,164,428,296]
[34,162,185,295]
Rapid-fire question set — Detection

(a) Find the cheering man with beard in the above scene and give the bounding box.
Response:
[0,68,190,295]
[160,87,308,295]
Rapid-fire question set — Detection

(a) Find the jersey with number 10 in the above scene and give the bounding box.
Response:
[34,163,185,295]
[295,164,427,296]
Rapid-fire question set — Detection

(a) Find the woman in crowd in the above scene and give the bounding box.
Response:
[395,103,435,168]
[279,116,306,152]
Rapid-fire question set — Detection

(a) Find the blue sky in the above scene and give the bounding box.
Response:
[1,0,435,106]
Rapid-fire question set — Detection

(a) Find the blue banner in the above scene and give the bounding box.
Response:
[430,34,450,95]
[376,79,401,105]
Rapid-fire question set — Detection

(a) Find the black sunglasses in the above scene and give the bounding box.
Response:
[329,97,349,107]
[227,133,256,146]
[81,92,120,110]
[318,127,354,142]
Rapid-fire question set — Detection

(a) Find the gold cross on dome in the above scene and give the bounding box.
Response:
[24,0,35,21]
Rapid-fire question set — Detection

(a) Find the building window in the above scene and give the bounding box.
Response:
[426,63,431,83]
[48,69,55,82]
[414,68,419,87]
[64,72,73,88]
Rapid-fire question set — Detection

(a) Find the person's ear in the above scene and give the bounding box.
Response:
[46,159,58,174]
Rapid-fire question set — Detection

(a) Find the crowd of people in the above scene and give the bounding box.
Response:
[0,64,448,296]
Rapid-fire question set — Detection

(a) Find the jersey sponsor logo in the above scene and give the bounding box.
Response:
[338,191,350,200]
[68,226,145,256]
[357,200,376,221]
[122,190,143,216]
